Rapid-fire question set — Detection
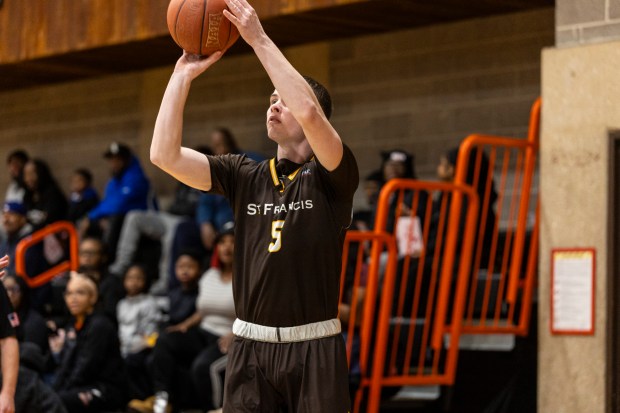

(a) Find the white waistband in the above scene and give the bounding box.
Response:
[232,318,341,343]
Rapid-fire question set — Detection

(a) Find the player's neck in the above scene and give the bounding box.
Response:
[276,141,312,164]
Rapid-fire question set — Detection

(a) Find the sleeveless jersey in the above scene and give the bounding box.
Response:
[207,145,358,327]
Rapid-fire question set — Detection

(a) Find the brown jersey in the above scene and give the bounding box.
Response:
[207,145,358,327]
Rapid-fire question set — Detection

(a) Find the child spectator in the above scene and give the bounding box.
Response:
[117,264,160,399]
[128,224,235,413]
[49,272,127,413]
[67,168,99,223]
[166,249,202,327]
[1,274,48,354]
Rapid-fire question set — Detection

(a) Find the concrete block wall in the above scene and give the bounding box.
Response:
[0,8,553,211]
[557,0,620,45]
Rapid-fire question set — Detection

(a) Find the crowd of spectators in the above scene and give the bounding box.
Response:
[0,131,497,412]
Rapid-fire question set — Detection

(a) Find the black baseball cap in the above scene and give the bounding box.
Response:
[103,142,132,159]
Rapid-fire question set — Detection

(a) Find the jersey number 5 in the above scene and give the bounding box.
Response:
[268,220,285,253]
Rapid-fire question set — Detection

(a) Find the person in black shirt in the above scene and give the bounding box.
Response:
[0,254,19,413]
[150,1,358,412]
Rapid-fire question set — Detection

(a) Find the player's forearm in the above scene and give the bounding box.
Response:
[252,39,344,170]
[151,72,193,169]
[0,337,18,397]
[253,38,320,126]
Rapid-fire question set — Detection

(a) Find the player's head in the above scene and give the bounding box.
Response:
[174,249,203,287]
[266,76,333,144]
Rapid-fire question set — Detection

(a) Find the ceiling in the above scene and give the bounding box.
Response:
[0,0,553,92]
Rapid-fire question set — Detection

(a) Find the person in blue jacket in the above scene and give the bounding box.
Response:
[81,142,152,263]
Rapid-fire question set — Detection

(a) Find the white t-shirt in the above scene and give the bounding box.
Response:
[197,267,235,337]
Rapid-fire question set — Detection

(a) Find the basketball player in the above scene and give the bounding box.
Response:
[150,0,358,411]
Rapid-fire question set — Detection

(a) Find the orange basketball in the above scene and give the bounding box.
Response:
[167,0,239,56]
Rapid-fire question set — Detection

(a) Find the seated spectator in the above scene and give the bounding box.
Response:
[1,274,48,354]
[352,169,383,231]
[82,142,152,262]
[168,193,233,290]
[377,149,428,234]
[117,264,160,400]
[4,149,29,204]
[128,225,235,413]
[22,159,68,230]
[166,249,202,327]
[0,202,51,313]
[435,145,498,264]
[0,202,33,275]
[48,272,128,413]
[78,237,125,324]
[15,342,68,413]
[67,168,99,223]
[108,178,202,294]
[208,127,266,161]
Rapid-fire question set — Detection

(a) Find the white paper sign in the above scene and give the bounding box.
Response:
[395,216,424,257]
[552,250,595,334]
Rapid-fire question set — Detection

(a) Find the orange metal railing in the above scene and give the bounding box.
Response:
[453,98,540,336]
[15,221,79,288]
[343,180,478,413]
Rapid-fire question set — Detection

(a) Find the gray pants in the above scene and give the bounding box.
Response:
[109,210,185,293]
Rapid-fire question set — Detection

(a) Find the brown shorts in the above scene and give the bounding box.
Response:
[223,334,350,413]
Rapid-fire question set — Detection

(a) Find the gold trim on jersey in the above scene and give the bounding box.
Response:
[269,158,304,192]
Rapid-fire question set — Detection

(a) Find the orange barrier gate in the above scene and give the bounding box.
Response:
[452,98,540,336]
[343,180,478,413]
[15,221,79,288]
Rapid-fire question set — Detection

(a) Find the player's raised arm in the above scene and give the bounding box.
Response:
[224,0,343,171]
[151,51,224,191]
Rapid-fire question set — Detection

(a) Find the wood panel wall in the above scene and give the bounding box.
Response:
[0,0,365,64]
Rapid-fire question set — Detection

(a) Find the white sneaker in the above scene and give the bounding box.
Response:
[153,391,170,413]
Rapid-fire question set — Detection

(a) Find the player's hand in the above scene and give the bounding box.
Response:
[0,255,9,278]
[0,391,15,413]
[223,0,266,48]
[174,50,223,81]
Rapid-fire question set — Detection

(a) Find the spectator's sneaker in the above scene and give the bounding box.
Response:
[153,391,172,413]
[127,396,155,413]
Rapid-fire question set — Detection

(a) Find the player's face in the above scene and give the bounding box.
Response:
[266,91,304,144]
[124,266,146,297]
[64,277,96,317]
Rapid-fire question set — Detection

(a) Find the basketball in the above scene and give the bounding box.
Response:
[167,0,239,56]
